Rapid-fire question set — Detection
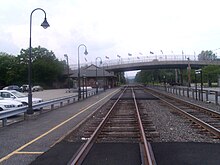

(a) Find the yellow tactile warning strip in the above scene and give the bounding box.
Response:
[0,89,119,163]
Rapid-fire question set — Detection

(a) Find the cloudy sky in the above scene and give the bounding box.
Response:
[1,0,220,75]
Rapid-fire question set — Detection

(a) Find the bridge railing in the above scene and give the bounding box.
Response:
[0,90,96,127]
[70,54,198,69]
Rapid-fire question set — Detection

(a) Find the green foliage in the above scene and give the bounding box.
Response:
[0,46,65,88]
[0,52,19,86]
[202,65,220,86]
[198,50,217,61]
[135,69,176,84]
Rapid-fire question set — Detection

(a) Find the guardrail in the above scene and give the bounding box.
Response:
[0,90,96,127]
[151,85,219,105]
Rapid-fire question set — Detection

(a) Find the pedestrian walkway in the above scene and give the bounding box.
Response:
[0,88,119,165]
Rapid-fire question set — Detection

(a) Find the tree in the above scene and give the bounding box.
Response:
[198,50,217,61]
[202,65,220,86]
[0,52,19,86]
[17,46,64,88]
[135,69,176,84]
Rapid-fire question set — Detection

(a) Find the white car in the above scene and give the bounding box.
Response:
[0,90,43,105]
[0,97,23,111]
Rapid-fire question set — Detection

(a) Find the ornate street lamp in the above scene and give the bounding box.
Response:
[95,57,102,94]
[28,8,49,115]
[77,44,88,100]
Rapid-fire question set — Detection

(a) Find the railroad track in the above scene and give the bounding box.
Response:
[67,86,157,165]
[144,86,220,139]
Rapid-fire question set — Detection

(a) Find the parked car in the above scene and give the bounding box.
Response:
[20,84,29,92]
[3,85,21,92]
[0,90,43,106]
[0,97,23,111]
[32,85,43,92]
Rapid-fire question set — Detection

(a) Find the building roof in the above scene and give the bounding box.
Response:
[69,64,116,78]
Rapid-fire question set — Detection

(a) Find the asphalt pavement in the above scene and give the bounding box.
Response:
[0,88,119,165]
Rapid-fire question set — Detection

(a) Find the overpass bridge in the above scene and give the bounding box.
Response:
[70,54,220,73]
[105,59,220,72]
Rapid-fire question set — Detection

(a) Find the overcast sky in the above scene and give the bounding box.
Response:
[1,0,220,76]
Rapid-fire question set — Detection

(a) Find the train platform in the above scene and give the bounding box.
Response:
[0,88,120,165]
[152,142,220,165]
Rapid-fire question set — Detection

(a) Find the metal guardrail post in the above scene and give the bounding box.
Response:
[187,88,189,98]
[192,89,194,99]
[198,90,201,101]
[2,118,7,127]
[205,90,208,102]
[215,91,218,105]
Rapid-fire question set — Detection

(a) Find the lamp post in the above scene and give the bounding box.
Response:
[27,8,49,115]
[187,57,191,87]
[82,74,86,99]
[64,54,70,90]
[195,71,198,100]
[195,69,203,101]
[103,62,108,91]
[96,57,102,94]
[77,44,88,100]
[201,69,203,101]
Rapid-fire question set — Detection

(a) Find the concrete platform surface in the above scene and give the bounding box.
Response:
[30,142,141,165]
[152,142,220,165]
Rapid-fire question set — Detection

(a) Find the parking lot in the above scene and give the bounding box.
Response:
[31,89,78,101]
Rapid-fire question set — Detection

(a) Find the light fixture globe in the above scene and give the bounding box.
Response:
[84,49,88,55]
[41,18,50,29]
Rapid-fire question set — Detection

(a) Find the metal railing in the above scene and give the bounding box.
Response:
[151,85,219,105]
[0,90,96,127]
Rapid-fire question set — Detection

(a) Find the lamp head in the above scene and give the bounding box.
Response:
[84,49,88,55]
[41,18,50,29]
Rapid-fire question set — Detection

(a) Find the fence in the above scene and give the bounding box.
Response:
[153,85,219,105]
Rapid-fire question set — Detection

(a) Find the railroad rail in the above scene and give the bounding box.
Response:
[68,86,156,165]
[144,86,220,139]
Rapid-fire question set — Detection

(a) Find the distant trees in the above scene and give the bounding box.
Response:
[135,69,177,85]
[202,65,220,86]
[0,46,65,88]
[198,50,217,61]
[135,66,220,87]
